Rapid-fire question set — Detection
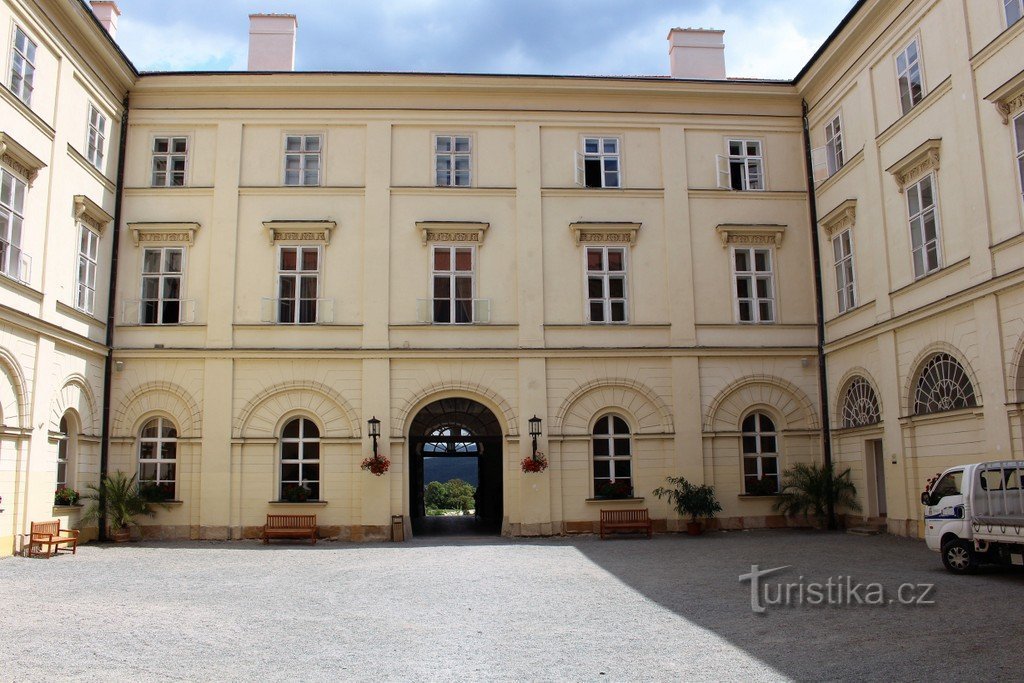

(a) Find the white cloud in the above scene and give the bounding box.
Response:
[117,16,247,71]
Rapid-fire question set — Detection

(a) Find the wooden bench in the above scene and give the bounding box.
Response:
[600,509,652,539]
[262,514,318,545]
[27,520,79,558]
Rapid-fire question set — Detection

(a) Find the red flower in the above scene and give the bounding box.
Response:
[361,454,391,476]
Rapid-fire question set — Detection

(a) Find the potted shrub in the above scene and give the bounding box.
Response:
[773,462,861,529]
[281,483,313,502]
[80,471,164,542]
[54,486,81,506]
[653,476,722,535]
[595,480,633,499]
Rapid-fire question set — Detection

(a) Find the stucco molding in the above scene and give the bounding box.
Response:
[1010,333,1024,405]
[262,220,336,245]
[234,380,359,439]
[395,382,518,438]
[818,199,856,236]
[983,68,1024,125]
[0,131,47,183]
[714,224,786,247]
[73,195,113,234]
[886,138,941,194]
[569,222,642,246]
[51,374,101,437]
[902,342,983,417]
[553,377,673,434]
[0,347,29,429]
[704,374,819,431]
[416,221,489,246]
[128,222,201,246]
[112,381,203,438]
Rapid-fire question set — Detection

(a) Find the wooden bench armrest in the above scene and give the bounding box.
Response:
[30,533,55,542]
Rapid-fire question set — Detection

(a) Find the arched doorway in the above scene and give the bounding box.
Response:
[409,398,503,536]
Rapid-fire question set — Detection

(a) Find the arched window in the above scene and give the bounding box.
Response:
[742,412,779,495]
[841,377,881,428]
[56,413,72,489]
[280,417,320,501]
[913,353,977,415]
[423,425,479,454]
[138,417,177,500]
[593,414,632,497]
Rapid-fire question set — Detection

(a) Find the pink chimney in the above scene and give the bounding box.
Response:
[90,1,121,39]
[248,14,298,71]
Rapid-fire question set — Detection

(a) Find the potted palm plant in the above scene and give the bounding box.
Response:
[653,476,722,535]
[80,471,164,542]
[773,462,861,529]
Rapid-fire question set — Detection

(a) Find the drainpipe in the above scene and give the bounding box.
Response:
[801,99,836,531]
[98,94,129,540]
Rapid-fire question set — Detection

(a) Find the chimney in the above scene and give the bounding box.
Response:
[667,28,726,80]
[90,1,121,40]
[248,14,298,71]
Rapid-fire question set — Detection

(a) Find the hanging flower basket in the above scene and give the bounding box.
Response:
[361,453,391,476]
[521,451,548,473]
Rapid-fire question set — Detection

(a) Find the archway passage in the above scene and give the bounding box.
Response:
[409,398,503,536]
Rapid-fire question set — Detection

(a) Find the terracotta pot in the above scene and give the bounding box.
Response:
[686,521,703,536]
[109,528,131,543]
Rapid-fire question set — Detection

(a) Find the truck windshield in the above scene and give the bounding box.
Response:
[930,471,962,504]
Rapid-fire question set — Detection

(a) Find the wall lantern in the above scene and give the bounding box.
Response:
[528,415,542,459]
[368,416,381,457]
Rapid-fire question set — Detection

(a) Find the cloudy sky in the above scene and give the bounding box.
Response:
[109,0,857,80]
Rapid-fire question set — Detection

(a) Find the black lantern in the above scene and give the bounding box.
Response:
[528,415,542,459]
[368,416,381,456]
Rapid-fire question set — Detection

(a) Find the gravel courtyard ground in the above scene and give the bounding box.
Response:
[2,530,1021,681]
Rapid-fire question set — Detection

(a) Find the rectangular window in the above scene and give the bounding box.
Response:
[277,246,320,323]
[832,229,856,314]
[824,115,844,176]
[0,169,27,282]
[896,39,925,115]
[431,245,474,324]
[907,174,941,278]
[576,137,620,188]
[435,135,471,187]
[733,247,775,323]
[86,105,107,170]
[284,135,321,186]
[9,26,36,106]
[151,137,188,187]
[76,224,99,314]
[1006,0,1023,26]
[140,247,183,324]
[717,140,764,190]
[1014,112,1024,202]
[585,246,628,323]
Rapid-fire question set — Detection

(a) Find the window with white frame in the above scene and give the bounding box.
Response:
[896,39,925,115]
[56,413,71,489]
[431,245,475,324]
[435,135,471,187]
[592,414,632,497]
[76,224,99,314]
[717,139,764,191]
[824,115,844,176]
[0,169,27,283]
[277,246,319,324]
[907,174,941,278]
[86,105,107,170]
[1006,0,1023,26]
[585,246,628,323]
[138,417,177,501]
[280,417,320,501]
[9,26,36,106]
[576,137,620,188]
[140,247,183,324]
[1014,112,1024,202]
[284,135,321,186]
[151,137,188,187]
[732,247,775,323]
[832,228,856,314]
[742,412,779,495]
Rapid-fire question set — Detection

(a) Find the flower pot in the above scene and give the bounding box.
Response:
[109,528,131,543]
[686,521,703,536]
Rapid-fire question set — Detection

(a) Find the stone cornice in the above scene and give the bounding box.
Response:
[128,222,200,246]
[570,222,641,245]
[886,138,940,194]
[73,195,113,233]
[416,221,489,245]
[984,68,1024,125]
[262,220,336,245]
[818,199,856,236]
[0,131,47,182]
[714,224,786,247]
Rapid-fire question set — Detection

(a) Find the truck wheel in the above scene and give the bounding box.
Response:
[941,539,977,574]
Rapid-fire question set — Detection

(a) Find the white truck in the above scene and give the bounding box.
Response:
[922,461,1024,573]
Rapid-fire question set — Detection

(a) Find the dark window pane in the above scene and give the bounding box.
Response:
[594,416,609,433]
[454,277,472,298]
[302,249,318,271]
[139,462,158,481]
[303,442,320,460]
[455,299,472,323]
[759,414,776,431]
[283,419,300,438]
[593,460,610,478]
[280,248,297,271]
[298,299,317,323]
[593,438,610,456]
[761,436,777,453]
[433,249,450,271]
[302,463,320,481]
[159,463,176,481]
[142,300,159,324]
[613,437,631,456]
[587,249,603,271]
[610,302,626,322]
[607,250,623,271]
[608,277,625,298]
[302,419,319,438]
[433,277,451,298]
[161,300,180,324]
[588,277,604,298]
[762,457,778,475]
[589,302,604,322]
[743,458,759,475]
[614,460,631,478]
[281,441,299,460]
[455,249,472,271]
[433,300,450,323]
[742,435,757,453]
[612,417,629,434]
[584,158,602,187]
[306,482,320,500]
[281,463,300,481]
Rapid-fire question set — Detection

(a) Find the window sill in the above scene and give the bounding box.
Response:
[152,500,184,506]
[889,257,969,297]
[52,504,84,513]
[0,273,43,301]
[56,300,105,326]
[876,76,952,146]
[738,494,781,499]
[269,500,329,507]
[585,497,645,504]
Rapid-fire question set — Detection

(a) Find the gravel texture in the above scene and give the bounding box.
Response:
[1,530,1022,681]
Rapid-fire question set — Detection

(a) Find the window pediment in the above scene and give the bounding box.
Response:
[715,224,785,247]
[417,221,488,245]
[570,222,641,245]
[886,138,940,193]
[819,199,856,236]
[0,131,46,182]
[263,220,335,245]
[129,222,200,246]
[74,195,113,233]
[984,68,1024,125]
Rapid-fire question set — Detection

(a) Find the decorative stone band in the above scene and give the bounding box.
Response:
[984,69,1024,125]
[818,199,856,237]
[0,131,47,183]
[714,224,785,248]
[417,221,489,245]
[569,222,641,245]
[263,220,336,245]
[129,222,200,246]
[73,195,113,233]
[886,138,941,194]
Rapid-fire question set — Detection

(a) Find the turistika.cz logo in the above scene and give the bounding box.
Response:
[738,565,936,614]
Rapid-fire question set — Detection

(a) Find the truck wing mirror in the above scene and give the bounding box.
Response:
[921,492,930,506]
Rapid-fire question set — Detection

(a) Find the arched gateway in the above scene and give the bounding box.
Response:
[408,398,503,536]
